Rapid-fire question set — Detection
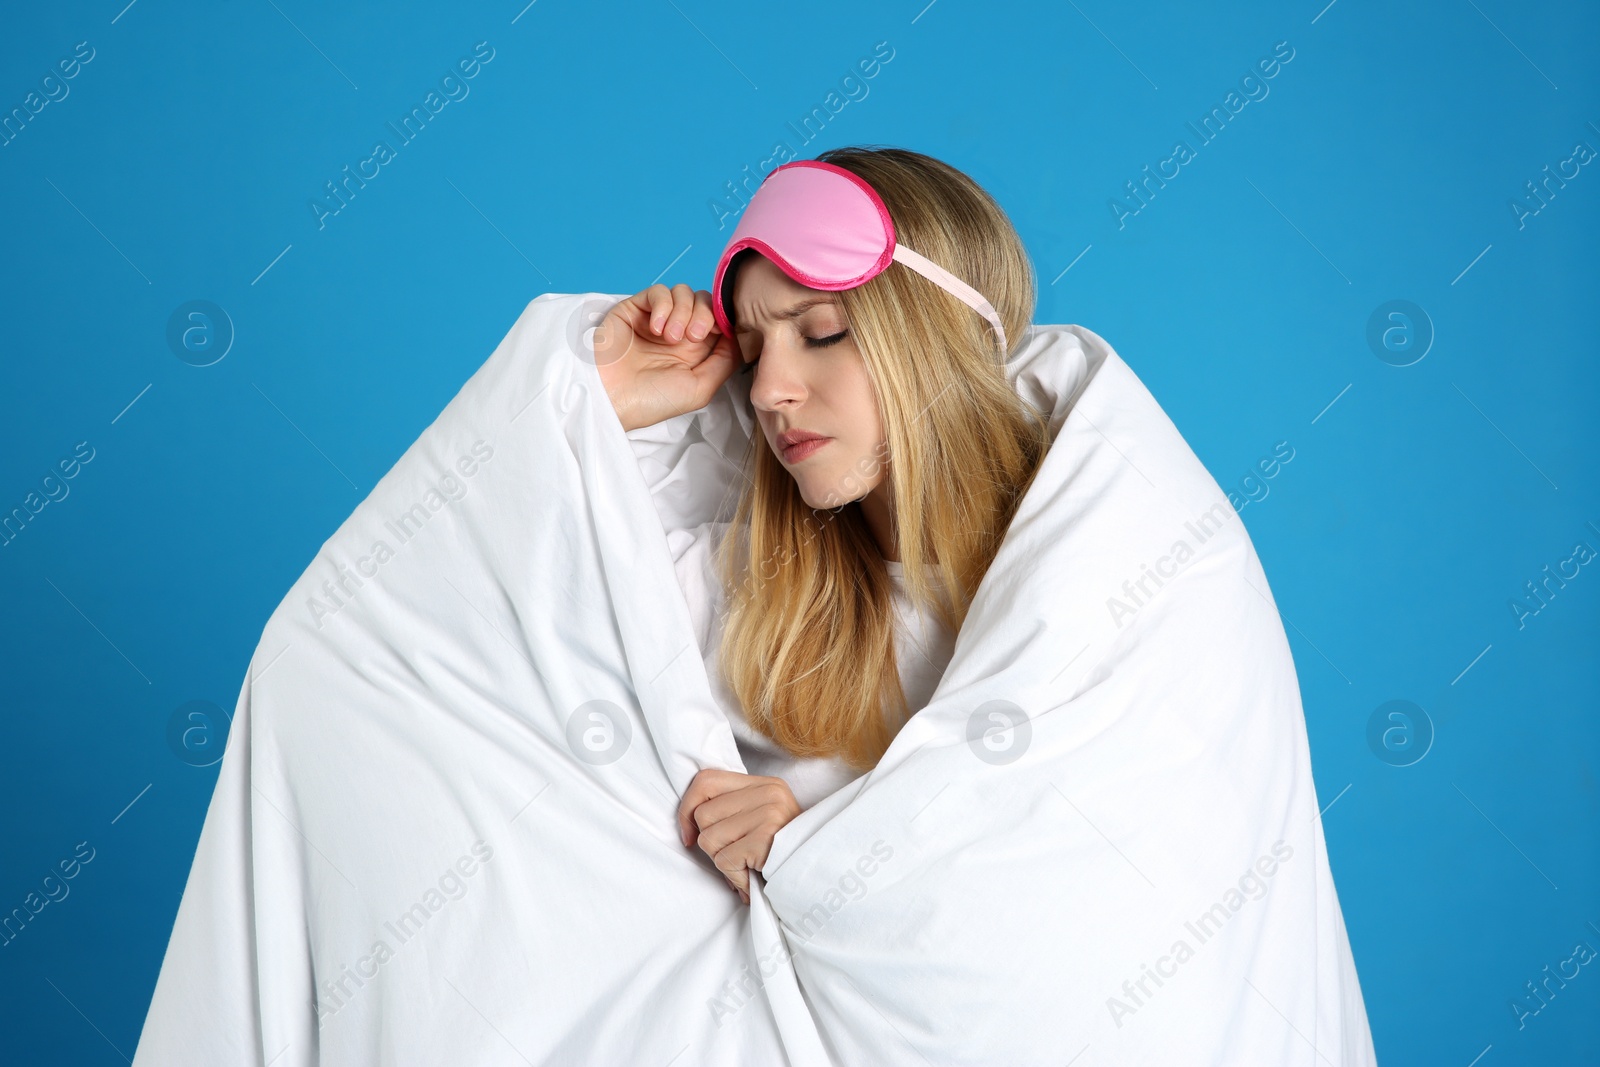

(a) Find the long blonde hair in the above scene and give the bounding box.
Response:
[714,145,1049,771]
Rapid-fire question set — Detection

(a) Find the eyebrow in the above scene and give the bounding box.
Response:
[732,297,836,335]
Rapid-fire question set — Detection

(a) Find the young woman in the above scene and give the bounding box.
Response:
[594,146,1047,905]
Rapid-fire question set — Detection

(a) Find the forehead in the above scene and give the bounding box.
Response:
[731,254,840,328]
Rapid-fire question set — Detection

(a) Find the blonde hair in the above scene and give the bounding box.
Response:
[714,145,1049,771]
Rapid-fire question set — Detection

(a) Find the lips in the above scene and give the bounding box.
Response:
[776,429,831,463]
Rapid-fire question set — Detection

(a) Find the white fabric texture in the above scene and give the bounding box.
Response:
[132,292,1377,1066]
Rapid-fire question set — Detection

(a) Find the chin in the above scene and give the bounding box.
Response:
[797,478,865,510]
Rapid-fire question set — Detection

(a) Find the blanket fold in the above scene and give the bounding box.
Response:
[132,292,1375,1066]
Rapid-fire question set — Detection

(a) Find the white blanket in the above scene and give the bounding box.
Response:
[132,292,1377,1066]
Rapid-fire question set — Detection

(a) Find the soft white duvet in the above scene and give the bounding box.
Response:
[132,292,1377,1066]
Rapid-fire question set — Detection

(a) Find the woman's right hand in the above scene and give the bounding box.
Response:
[593,283,740,432]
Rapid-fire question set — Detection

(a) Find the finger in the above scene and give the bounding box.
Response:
[677,783,700,847]
[677,767,742,846]
[698,806,779,879]
[685,289,716,343]
[689,329,741,401]
[689,775,792,838]
[593,299,633,367]
[663,283,696,343]
[687,784,757,844]
[677,767,714,844]
[644,283,673,336]
[719,855,751,895]
[708,823,773,895]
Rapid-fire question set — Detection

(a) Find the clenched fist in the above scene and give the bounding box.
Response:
[677,768,801,905]
[594,283,741,433]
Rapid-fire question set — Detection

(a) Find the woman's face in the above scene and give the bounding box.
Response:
[731,255,889,511]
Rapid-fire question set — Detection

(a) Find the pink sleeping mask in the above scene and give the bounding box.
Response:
[710,159,1008,358]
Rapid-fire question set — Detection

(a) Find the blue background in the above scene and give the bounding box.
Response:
[2,1,1596,1063]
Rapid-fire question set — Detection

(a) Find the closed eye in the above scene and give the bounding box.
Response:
[740,329,849,373]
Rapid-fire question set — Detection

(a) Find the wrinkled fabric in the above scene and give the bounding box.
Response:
[132,292,1376,1066]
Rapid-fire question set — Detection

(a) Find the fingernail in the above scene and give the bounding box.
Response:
[688,324,705,340]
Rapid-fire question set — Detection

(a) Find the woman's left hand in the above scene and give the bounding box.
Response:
[677,768,802,905]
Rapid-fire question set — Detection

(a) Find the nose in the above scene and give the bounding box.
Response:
[747,343,806,413]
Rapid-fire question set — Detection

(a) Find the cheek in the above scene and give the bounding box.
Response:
[851,427,888,471]
[825,434,888,494]
[836,401,886,476]
[828,369,884,448]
